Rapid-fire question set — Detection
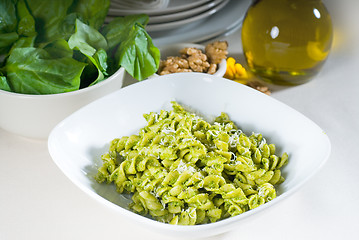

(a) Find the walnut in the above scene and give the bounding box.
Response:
[247,81,271,95]
[158,56,192,75]
[158,42,229,75]
[207,63,217,74]
[205,41,228,64]
[180,47,210,72]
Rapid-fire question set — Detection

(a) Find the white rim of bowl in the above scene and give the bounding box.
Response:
[0,67,125,99]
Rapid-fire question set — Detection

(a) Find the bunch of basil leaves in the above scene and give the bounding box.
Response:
[0,0,160,94]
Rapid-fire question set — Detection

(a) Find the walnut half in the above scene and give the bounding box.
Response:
[205,41,228,64]
[158,57,192,75]
[180,47,210,73]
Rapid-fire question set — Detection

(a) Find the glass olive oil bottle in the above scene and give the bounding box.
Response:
[242,0,333,85]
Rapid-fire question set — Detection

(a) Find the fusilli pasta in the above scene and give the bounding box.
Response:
[95,102,288,225]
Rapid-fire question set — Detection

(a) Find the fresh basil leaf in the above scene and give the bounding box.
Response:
[93,48,108,76]
[77,48,108,88]
[60,13,79,41]
[68,0,110,30]
[0,32,19,55]
[5,47,86,94]
[43,39,73,58]
[68,19,107,56]
[0,73,12,92]
[102,14,149,50]
[16,0,36,37]
[102,14,159,80]
[9,35,36,56]
[79,59,98,89]
[0,1,160,94]
[25,0,73,43]
[68,19,108,85]
[114,23,160,80]
[0,0,18,54]
[3,36,35,67]
[88,48,108,85]
[0,0,17,33]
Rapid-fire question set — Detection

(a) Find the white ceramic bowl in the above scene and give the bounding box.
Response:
[158,43,227,77]
[0,67,125,139]
[48,73,330,238]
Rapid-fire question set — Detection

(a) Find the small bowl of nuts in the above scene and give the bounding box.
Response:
[157,41,228,77]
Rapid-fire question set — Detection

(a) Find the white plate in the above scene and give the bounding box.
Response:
[108,0,211,16]
[149,0,225,24]
[48,72,331,239]
[199,20,242,43]
[106,0,225,24]
[110,0,170,10]
[150,0,251,46]
[146,0,229,32]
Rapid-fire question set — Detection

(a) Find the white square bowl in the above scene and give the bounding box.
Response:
[48,72,331,238]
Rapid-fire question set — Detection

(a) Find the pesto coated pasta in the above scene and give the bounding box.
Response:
[95,102,288,225]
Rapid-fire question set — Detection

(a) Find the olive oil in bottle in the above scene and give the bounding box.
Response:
[241,0,333,85]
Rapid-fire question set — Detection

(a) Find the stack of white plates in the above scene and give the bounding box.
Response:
[106,0,251,46]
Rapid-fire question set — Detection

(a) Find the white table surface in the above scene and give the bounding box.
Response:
[1,1,358,239]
